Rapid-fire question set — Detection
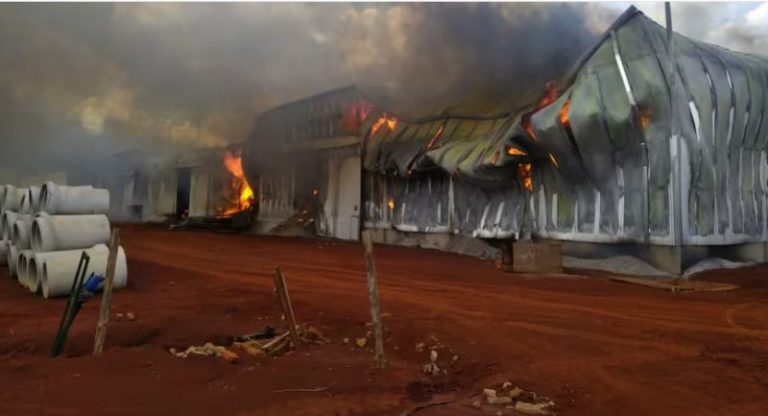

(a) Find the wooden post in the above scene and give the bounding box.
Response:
[93,228,120,356]
[273,267,301,348]
[361,229,387,368]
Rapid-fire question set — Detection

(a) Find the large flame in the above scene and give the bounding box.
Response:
[369,114,398,137]
[220,150,254,216]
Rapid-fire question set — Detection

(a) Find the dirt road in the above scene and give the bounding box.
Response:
[0,225,766,415]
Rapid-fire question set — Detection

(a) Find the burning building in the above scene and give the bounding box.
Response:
[241,6,768,274]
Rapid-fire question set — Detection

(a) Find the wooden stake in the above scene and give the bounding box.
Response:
[273,267,301,348]
[93,228,120,356]
[361,229,387,368]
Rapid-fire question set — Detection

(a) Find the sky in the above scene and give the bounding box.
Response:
[0,2,766,175]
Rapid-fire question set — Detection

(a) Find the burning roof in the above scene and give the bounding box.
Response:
[246,6,768,246]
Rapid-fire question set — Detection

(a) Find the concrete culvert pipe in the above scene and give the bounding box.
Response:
[15,249,31,287]
[39,182,109,215]
[2,185,24,212]
[25,252,41,294]
[19,193,30,214]
[7,244,18,278]
[16,250,35,292]
[37,244,128,299]
[12,218,33,250]
[31,214,110,252]
[27,186,42,214]
[2,211,31,241]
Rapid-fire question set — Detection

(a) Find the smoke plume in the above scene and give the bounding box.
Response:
[0,3,764,176]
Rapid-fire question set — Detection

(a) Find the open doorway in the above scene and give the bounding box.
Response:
[175,168,191,218]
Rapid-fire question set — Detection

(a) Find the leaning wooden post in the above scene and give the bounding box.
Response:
[93,228,120,356]
[274,267,301,348]
[361,229,387,368]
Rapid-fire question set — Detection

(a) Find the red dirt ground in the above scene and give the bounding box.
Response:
[0,224,766,416]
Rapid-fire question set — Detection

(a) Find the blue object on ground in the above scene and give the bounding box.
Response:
[83,273,105,293]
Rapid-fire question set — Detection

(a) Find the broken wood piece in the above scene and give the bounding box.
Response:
[361,230,387,369]
[261,331,290,350]
[93,229,121,356]
[273,267,301,348]
[274,382,335,393]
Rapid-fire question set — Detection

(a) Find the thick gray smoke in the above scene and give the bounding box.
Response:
[0,3,764,176]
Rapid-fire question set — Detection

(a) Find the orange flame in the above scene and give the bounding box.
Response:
[507,146,527,156]
[220,150,254,216]
[387,198,395,210]
[518,163,533,192]
[559,99,570,126]
[369,114,398,137]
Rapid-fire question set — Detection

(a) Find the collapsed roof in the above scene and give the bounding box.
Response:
[245,6,768,246]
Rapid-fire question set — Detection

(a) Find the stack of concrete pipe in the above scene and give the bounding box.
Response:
[1,182,128,298]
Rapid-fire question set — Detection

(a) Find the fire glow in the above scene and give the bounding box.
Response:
[522,81,560,141]
[220,150,255,216]
[639,108,651,130]
[518,163,533,192]
[369,114,398,137]
[507,146,527,156]
[559,99,570,125]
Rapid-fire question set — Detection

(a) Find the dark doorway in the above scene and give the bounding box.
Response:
[175,169,191,218]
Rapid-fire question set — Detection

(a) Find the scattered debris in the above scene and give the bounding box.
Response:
[234,325,276,342]
[342,337,350,345]
[169,342,239,364]
[472,383,555,415]
[220,349,239,363]
[356,337,368,348]
[513,400,555,415]
[422,361,441,376]
[232,341,266,358]
[484,388,513,405]
[125,312,136,321]
[415,342,425,352]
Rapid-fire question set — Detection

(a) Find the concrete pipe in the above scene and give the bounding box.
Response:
[19,193,30,214]
[16,250,35,291]
[1,211,31,241]
[12,218,33,250]
[31,214,110,252]
[36,244,128,299]
[7,244,18,278]
[39,182,109,215]
[27,186,42,214]
[2,185,23,212]
[0,239,7,266]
